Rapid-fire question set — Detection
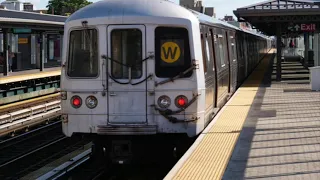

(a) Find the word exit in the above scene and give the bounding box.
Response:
[301,24,316,31]
[288,23,316,32]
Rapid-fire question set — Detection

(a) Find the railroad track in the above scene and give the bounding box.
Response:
[55,158,176,180]
[0,122,91,179]
[37,148,104,180]
[0,93,60,115]
[44,144,180,180]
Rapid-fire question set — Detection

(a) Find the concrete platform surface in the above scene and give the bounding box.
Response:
[223,59,320,179]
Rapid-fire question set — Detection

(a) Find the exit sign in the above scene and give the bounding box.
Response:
[288,23,317,32]
[300,24,316,32]
[13,28,32,34]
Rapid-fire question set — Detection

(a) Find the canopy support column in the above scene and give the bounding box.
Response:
[276,23,282,81]
[40,32,45,71]
[2,29,9,76]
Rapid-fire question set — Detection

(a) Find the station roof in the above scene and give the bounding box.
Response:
[0,9,67,32]
[234,0,320,36]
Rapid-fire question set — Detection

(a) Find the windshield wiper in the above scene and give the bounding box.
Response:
[155,63,197,87]
[101,55,154,85]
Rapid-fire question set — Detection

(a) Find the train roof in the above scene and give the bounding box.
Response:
[188,9,270,39]
[66,0,270,39]
[66,0,198,23]
[188,9,241,30]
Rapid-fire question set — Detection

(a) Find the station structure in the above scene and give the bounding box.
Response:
[234,0,320,81]
[0,9,66,76]
[165,0,320,179]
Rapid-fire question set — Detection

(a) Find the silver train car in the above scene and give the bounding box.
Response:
[60,0,272,162]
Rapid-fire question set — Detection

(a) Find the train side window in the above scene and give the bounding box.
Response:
[155,27,192,78]
[67,29,98,78]
[201,33,207,73]
[212,33,221,68]
[231,43,236,61]
[218,35,225,67]
[230,35,237,61]
[206,30,216,71]
[209,29,216,71]
[111,29,142,79]
[205,37,212,63]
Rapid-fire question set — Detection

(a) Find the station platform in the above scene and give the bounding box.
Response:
[0,67,61,85]
[165,50,320,180]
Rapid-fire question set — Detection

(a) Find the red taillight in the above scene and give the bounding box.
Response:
[73,98,80,106]
[175,95,188,108]
[178,98,186,106]
[71,96,82,108]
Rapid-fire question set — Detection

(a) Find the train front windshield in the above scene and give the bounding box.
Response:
[67,29,98,78]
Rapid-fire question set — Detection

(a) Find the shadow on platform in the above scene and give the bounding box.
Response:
[223,54,320,179]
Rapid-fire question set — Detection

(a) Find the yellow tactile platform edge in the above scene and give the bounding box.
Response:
[0,70,61,84]
[167,50,275,180]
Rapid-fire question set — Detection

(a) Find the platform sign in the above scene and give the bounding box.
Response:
[301,24,316,32]
[18,38,28,44]
[288,24,316,32]
[13,28,32,34]
[161,42,181,63]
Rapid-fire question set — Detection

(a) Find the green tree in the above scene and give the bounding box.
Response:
[47,0,92,15]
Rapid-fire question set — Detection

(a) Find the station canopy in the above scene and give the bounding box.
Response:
[0,9,66,32]
[234,0,320,36]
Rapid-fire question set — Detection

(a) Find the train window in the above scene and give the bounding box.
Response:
[205,39,211,63]
[218,35,225,67]
[155,27,192,78]
[67,29,98,78]
[230,34,237,61]
[201,34,207,73]
[231,43,236,61]
[111,29,142,79]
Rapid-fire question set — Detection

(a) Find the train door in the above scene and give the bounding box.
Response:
[213,28,229,108]
[107,25,148,124]
[221,30,230,99]
[227,31,237,94]
[243,34,248,77]
[236,32,245,86]
[209,29,218,109]
[225,31,232,93]
[200,25,216,124]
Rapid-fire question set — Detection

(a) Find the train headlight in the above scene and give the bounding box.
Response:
[85,96,98,109]
[175,95,188,108]
[71,95,82,108]
[157,95,171,109]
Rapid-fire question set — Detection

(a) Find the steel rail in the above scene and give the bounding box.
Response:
[0,100,61,125]
[0,108,61,137]
[0,136,67,169]
[37,149,92,180]
[0,93,60,115]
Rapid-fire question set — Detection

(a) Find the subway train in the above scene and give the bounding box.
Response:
[60,0,272,162]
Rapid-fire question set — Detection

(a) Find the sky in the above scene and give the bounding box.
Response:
[18,0,263,19]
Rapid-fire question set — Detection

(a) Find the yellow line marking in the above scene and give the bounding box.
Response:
[169,50,275,180]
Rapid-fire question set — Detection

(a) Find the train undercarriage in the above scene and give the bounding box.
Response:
[89,134,196,165]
